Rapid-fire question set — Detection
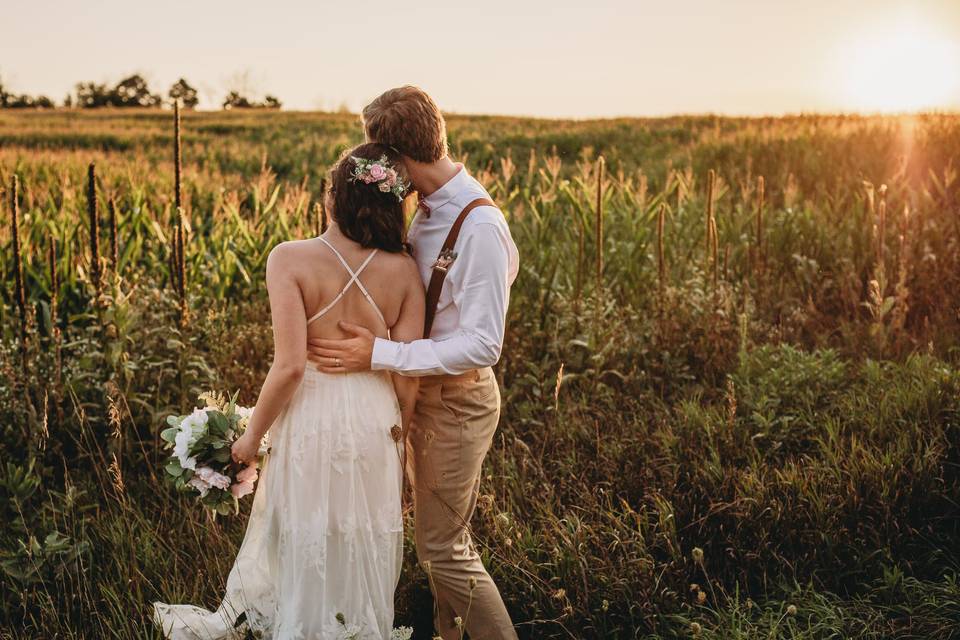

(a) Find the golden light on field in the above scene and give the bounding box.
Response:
[838,17,960,113]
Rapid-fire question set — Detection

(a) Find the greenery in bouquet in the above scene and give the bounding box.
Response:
[160,391,266,516]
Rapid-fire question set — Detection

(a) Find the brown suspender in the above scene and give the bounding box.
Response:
[422,197,496,338]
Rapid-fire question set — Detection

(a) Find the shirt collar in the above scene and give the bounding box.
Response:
[421,163,468,215]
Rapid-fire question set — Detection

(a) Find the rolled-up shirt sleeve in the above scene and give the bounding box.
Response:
[371,221,511,376]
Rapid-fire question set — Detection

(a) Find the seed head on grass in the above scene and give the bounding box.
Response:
[595,155,605,293]
[108,198,119,272]
[87,163,101,295]
[9,175,27,339]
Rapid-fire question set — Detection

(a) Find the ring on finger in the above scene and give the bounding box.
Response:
[334,357,343,368]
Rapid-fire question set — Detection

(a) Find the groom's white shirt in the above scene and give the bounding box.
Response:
[371,164,519,376]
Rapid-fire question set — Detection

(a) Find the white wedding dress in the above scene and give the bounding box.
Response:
[154,239,404,639]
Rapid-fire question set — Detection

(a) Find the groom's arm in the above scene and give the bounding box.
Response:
[372,222,512,377]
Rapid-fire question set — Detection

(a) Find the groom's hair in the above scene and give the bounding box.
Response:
[362,86,448,163]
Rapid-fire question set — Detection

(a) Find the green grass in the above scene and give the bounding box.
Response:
[1,109,959,638]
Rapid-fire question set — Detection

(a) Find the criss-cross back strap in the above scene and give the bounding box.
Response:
[307,238,386,328]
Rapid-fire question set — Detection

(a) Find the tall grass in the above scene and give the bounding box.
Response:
[1,109,959,639]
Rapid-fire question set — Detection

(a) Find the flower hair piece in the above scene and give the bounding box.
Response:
[350,155,409,202]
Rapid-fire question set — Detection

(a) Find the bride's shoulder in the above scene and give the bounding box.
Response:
[376,249,419,280]
[265,239,316,272]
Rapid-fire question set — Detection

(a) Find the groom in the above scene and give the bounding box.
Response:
[308,86,520,639]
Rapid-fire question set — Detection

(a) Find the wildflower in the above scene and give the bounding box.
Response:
[552,588,566,600]
[691,547,704,563]
[335,612,346,625]
[786,604,797,616]
[690,622,702,636]
[601,599,609,612]
[697,590,706,604]
[453,616,463,629]
[496,513,510,526]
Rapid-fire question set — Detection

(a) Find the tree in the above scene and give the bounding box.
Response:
[75,82,111,108]
[0,77,54,109]
[168,78,199,109]
[110,74,161,108]
[222,91,282,110]
[4,94,53,109]
[222,91,253,110]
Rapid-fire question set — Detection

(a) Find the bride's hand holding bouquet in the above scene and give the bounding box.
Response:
[159,391,269,517]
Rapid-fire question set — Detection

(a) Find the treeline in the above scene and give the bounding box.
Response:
[0,83,54,109]
[0,74,281,110]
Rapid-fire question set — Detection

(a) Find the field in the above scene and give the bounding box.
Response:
[1,108,960,639]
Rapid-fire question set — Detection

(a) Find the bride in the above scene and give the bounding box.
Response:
[154,143,424,639]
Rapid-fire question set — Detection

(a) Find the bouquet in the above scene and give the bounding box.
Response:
[160,391,268,516]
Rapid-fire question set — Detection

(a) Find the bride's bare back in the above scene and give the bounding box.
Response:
[282,233,422,343]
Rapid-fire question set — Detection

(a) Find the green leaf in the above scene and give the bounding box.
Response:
[166,415,181,427]
[207,411,229,435]
[160,427,179,444]
[165,459,184,477]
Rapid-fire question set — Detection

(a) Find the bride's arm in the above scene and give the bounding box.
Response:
[232,244,307,463]
[389,259,426,432]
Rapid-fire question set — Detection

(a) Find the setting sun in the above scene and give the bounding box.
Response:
[839,16,960,113]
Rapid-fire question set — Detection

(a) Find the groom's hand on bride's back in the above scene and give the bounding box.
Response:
[307,321,375,373]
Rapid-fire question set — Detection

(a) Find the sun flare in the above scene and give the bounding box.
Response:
[840,18,960,113]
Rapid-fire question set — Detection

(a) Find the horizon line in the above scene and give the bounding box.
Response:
[8,106,960,121]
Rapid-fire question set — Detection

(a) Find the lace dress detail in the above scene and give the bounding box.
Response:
[154,241,403,639]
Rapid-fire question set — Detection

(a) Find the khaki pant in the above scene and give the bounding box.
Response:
[406,367,518,640]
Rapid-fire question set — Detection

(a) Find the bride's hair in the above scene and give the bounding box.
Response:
[327,143,409,253]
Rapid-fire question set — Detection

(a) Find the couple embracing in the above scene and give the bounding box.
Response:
[154,86,520,640]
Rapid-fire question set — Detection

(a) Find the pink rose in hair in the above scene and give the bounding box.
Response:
[385,169,397,188]
[369,164,386,181]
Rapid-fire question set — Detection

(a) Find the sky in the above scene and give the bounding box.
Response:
[3,0,960,118]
